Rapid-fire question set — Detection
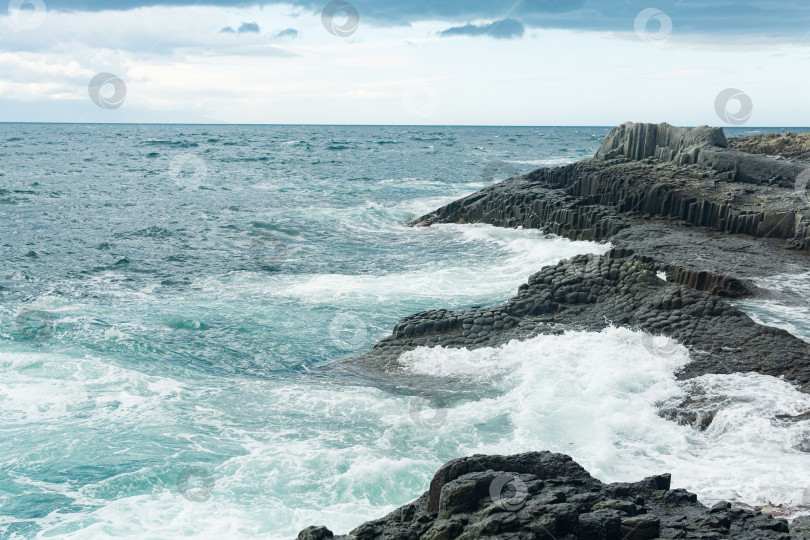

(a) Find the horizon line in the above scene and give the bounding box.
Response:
[1,122,808,129]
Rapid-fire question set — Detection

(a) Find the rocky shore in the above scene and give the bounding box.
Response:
[299,452,806,540]
[303,123,810,538]
[345,122,810,392]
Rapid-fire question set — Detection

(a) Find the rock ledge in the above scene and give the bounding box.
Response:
[299,451,801,539]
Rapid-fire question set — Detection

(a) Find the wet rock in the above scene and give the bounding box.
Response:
[297,525,334,540]
[347,249,810,392]
[298,452,792,539]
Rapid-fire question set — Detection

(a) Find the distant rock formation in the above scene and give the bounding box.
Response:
[730,131,810,162]
[415,122,810,250]
[596,122,804,186]
[298,451,799,539]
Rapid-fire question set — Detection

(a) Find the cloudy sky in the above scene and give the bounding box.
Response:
[0,0,808,125]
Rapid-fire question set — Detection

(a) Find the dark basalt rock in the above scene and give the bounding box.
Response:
[345,249,810,391]
[730,132,810,162]
[414,123,810,254]
[298,451,796,539]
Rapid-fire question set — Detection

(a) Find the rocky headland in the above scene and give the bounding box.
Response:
[304,123,810,538]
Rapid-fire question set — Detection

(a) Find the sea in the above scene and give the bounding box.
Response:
[2,124,810,539]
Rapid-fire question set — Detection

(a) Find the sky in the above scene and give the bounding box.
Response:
[0,0,809,125]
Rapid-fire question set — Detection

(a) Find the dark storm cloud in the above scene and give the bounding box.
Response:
[440,19,525,40]
[274,28,299,38]
[28,0,810,39]
[237,21,260,33]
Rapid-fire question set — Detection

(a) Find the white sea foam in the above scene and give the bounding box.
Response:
[225,224,610,305]
[13,328,810,539]
[735,271,810,343]
[401,329,810,507]
[505,157,580,167]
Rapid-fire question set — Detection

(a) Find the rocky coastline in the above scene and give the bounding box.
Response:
[303,123,810,538]
[298,452,806,540]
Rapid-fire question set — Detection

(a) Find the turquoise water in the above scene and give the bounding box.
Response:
[3,125,810,539]
[0,125,609,538]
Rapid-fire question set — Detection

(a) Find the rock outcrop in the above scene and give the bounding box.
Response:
[298,451,800,539]
[730,132,810,162]
[346,249,810,391]
[415,122,810,252]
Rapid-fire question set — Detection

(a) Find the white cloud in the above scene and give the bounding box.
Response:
[0,5,808,125]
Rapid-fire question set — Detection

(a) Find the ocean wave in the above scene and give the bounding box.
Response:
[14,327,810,539]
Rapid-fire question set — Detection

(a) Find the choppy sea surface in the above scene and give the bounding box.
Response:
[2,124,810,539]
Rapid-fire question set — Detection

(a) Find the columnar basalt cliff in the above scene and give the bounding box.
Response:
[415,123,810,252]
[305,123,810,539]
